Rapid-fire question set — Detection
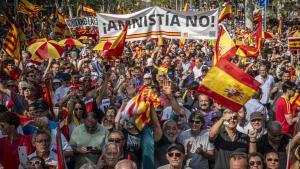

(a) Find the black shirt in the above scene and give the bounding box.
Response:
[212,128,249,169]
[155,135,172,168]
[257,133,291,169]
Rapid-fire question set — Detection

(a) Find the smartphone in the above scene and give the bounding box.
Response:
[18,146,28,166]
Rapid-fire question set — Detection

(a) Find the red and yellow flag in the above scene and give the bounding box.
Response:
[184,2,189,12]
[53,12,71,37]
[263,31,275,39]
[288,30,300,37]
[236,12,262,58]
[212,25,237,66]
[3,15,20,60]
[18,0,41,16]
[77,4,96,16]
[288,37,300,51]
[277,16,282,35]
[102,23,128,60]
[121,86,160,131]
[218,1,232,23]
[197,59,260,111]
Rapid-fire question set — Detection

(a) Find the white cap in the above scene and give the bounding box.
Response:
[147,58,153,66]
[143,73,152,79]
[53,79,61,83]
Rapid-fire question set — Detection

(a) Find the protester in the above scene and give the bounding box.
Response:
[157,143,188,169]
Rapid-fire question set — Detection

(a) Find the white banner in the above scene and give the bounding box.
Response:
[97,7,218,41]
[65,17,98,29]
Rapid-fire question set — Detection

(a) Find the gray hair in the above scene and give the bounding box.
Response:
[115,159,137,169]
[102,142,120,155]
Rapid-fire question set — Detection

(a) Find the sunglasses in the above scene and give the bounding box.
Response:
[189,120,201,124]
[30,160,42,165]
[108,138,122,143]
[7,85,15,88]
[168,152,182,158]
[75,107,83,111]
[267,158,279,162]
[249,161,262,166]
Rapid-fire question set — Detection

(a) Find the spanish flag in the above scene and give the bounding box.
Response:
[263,31,275,39]
[77,4,96,16]
[236,13,262,58]
[121,86,160,131]
[212,25,237,66]
[184,2,189,12]
[3,14,20,60]
[102,23,128,60]
[197,59,260,111]
[218,1,232,23]
[288,37,300,50]
[18,0,41,16]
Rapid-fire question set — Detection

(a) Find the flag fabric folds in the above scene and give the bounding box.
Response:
[102,24,128,60]
[197,59,260,111]
[236,12,262,58]
[277,16,282,35]
[288,37,300,50]
[3,15,20,60]
[121,86,160,131]
[263,31,275,39]
[53,13,71,37]
[77,4,96,16]
[18,0,41,16]
[212,25,237,66]
[184,2,189,12]
[218,1,232,23]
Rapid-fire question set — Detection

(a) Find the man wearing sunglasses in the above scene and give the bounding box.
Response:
[158,143,189,169]
[209,109,257,169]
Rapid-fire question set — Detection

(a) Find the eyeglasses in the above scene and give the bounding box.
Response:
[189,120,201,124]
[7,85,15,88]
[249,161,262,166]
[267,158,279,162]
[108,138,122,143]
[230,116,238,120]
[36,139,49,144]
[168,152,182,158]
[30,160,42,166]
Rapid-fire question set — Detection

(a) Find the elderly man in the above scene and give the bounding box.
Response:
[209,109,257,169]
[115,159,137,169]
[70,112,109,169]
[155,120,179,168]
[96,142,121,169]
[157,143,189,169]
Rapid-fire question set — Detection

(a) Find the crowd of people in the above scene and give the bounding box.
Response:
[0,7,300,169]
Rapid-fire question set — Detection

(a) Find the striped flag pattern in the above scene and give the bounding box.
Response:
[77,4,96,16]
[18,0,41,16]
[3,15,20,60]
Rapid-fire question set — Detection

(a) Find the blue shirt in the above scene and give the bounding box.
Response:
[23,120,57,135]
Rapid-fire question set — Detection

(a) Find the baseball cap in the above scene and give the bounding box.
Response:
[53,79,61,83]
[167,143,185,154]
[250,112,264,121]
[230,149,248,159]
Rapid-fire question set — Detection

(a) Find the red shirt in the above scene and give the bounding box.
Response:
[0,135,34,169]
[275,96,294,135]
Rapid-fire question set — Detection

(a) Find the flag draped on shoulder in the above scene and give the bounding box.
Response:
[18,0,41,16]
[3,14,20,60]
[102,23,128,60]
[236,12,262,58]
[212,25,237,66]
[197,59,260,111]
[218,1,232,23]
[121,86,160,131]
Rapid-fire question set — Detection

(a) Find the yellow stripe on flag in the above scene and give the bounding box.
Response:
[202,67,257,105]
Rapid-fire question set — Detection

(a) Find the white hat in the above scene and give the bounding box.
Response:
[53,79,61,83]
[147,58,153,66]
[143,73,152,79]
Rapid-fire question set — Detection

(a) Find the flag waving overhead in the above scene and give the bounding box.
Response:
[236,12,262,58]
[77,4,96,16]
[3,15,20,60]
[18,0,41,16]
[121,86,160,131]
[102,23,128,60]
[218,1,232,23]
[213,25,237,66]
[184,2,189,12]
[197,59,260,111]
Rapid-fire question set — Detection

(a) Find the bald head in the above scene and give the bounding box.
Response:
[115,159,137,169]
